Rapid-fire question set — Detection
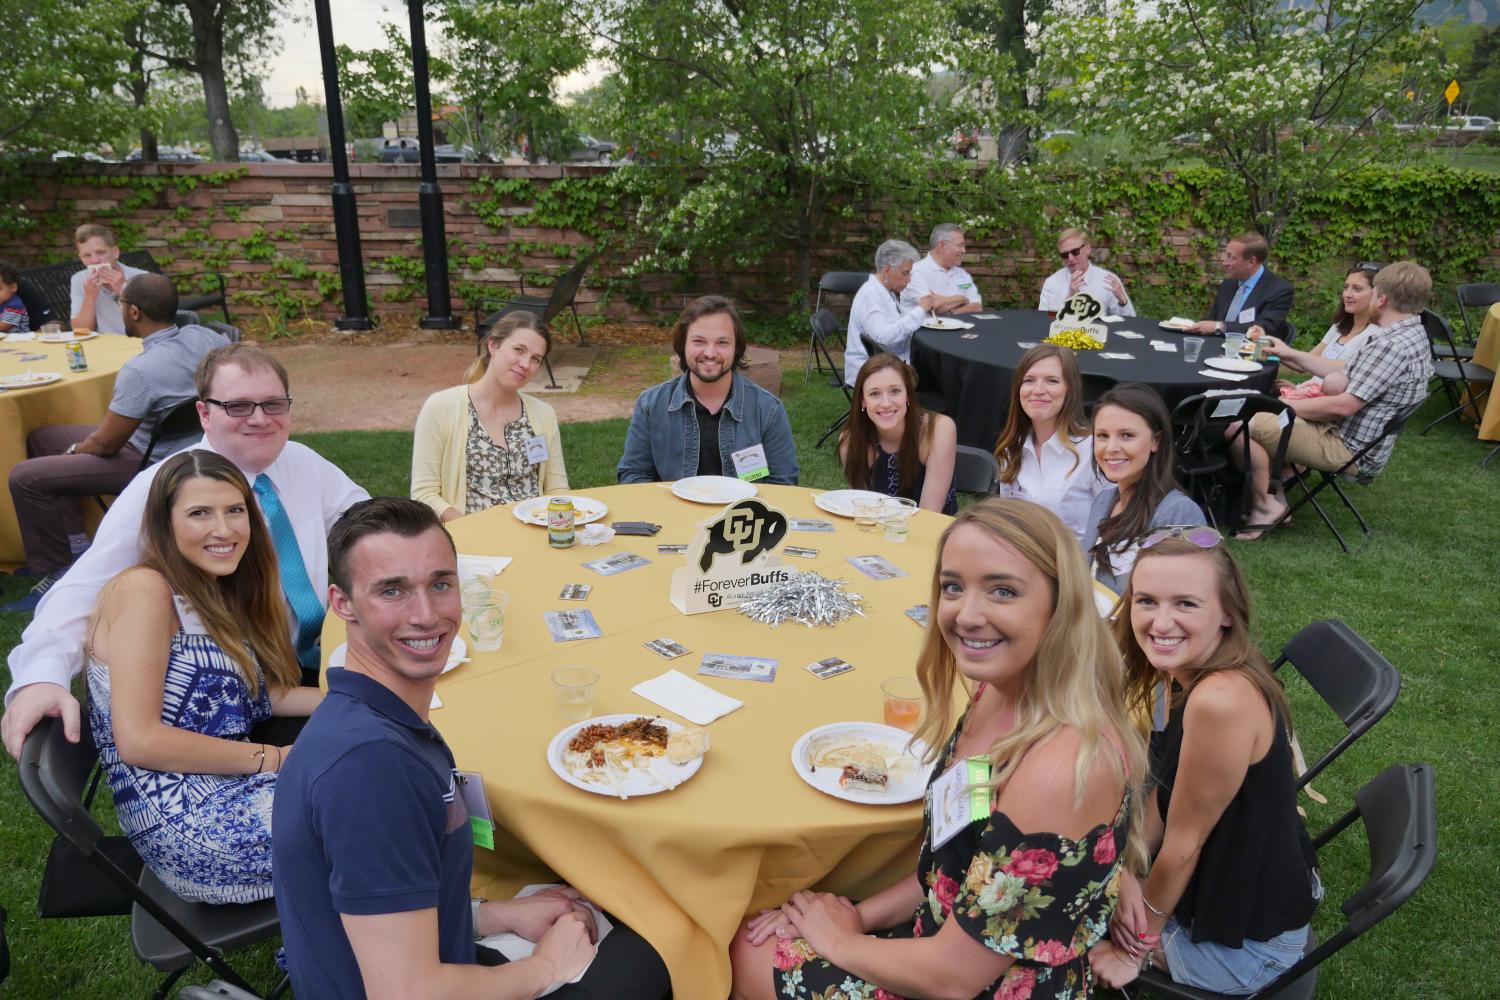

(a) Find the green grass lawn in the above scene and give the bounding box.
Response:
[0,366,1494,998]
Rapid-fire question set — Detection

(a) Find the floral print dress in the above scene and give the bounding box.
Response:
[464,400,540,513]
[774,719,1131,1000]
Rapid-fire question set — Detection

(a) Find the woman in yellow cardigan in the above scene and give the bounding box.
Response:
[411,311,569,521]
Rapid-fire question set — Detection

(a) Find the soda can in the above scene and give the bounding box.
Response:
[547,496,575,548]
[66,342,88,372]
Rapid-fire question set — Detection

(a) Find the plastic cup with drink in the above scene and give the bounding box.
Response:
[881,497,918,543]
[881,676,924,733]
[460,574,508,653]
[853,496,883,531]
[1182,337,1204,363]
[1223,332,1246,358]
[553,666,600,721]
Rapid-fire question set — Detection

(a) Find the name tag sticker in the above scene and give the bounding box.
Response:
[1211,397,1245,419]
[929,755,992,851]
[523,435,549,465]
[1278,408,1292,429]
[1237,307,1257,324]
[731,443,770,482]
[456,771,495,850]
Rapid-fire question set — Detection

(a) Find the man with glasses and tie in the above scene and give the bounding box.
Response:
[4,274,228,612]
[1038,227,1135,317]
[2,342,369,758]
[1188,232,1294,338]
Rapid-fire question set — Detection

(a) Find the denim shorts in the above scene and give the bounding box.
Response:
[1160,919,1309,995]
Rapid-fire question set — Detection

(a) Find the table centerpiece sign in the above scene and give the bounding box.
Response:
[669,498,792,614]
[1046,291,1109,349]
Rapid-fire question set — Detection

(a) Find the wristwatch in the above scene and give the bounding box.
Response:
[65,443,79,455]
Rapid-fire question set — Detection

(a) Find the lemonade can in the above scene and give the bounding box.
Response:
[66,342,88,372]
[547,497,575,548]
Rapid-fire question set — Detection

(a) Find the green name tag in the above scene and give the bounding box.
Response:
[965,756,992,823]
[470,816,495,851]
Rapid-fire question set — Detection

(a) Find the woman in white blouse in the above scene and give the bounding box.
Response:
[992,344,1102,543]
[842,240,939,387]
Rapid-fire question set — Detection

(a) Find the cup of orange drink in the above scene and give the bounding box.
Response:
[881,677,924,732]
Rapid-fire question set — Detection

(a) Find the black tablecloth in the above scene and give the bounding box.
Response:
[910,310,1278,450]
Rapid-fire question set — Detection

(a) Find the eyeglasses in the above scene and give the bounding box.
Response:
[1059,246,1086,260]
[1140,525,1223,549]
[204,397,293,417]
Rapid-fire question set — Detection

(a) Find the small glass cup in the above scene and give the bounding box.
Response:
[39,322,62,336]
[553,666,599,721]
[1223,333,1245,358]
[881,676,924,733]
[461,578,508,653]
[881,497,918,542]
[852,496,883,531]
[1182,336,1204,363]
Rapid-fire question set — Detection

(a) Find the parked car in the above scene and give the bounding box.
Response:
[568,135,617,163]
[377,138,475,163]
[1445,115,1496,132]
[237,147,277,162]
[124,147,203,163]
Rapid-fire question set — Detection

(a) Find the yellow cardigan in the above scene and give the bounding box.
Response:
[410,384,569,518]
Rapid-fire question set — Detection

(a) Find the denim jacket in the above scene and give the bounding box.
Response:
[617,371,799,484]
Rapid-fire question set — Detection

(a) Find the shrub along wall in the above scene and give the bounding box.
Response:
[3,161,1498,344]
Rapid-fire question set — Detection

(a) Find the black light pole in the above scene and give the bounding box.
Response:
[408,0,456,328]
[313,0,373,329]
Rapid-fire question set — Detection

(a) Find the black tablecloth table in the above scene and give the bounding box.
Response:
[911,310,1278,450]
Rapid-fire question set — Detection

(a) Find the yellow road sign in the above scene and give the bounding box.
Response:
[1445,79,1460,105]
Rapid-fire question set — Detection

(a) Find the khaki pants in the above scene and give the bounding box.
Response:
[1247,412,1353,473]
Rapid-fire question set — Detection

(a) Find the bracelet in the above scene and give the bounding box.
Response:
[274,745,283,771]
[252,744,267,774]
[1142,892,1170,919]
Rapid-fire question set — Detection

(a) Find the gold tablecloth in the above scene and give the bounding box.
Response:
[321,483,950,996]
[1475,303,1500,442]
[0,336,142,562]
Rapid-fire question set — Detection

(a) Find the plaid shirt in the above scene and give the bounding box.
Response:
[1338,315,1432,476]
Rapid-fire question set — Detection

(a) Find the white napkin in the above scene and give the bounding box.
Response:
[458,554,512,579]
[1099,352,1135,360]
[430,691,443,710]
[632,669,743,725]
[1165,316,1196,328]
[931,318,975,330]
[1199,368,1250,382]
[478,884,614,996]
[974,313,1000,320]
[1114,330,1145,339]
[1152,342,1178,352]
[5,332,35,342]
[1101,315,1126,323]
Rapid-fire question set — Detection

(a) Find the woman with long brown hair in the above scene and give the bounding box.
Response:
[731,499,1144,1000]
[838,353,957,513]
[411,310,568,521]
[86,450,319,903]
[1091,531,1319,995]
[993,344,1102,542]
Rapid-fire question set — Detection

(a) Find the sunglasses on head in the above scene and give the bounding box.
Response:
[1059,246,1086,260]
[1140,525,1224,549]
[1355,261,1382,275]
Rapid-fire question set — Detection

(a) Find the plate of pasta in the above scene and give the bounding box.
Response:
[791,722,930,804]
[548,714,706,798]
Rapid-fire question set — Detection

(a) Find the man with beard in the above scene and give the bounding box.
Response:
[617,295,798,484]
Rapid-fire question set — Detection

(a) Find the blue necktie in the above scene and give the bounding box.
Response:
[1227,280,1250,322]
[253,474,324,671]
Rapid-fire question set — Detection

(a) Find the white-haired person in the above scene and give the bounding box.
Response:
[842,239,940,387]
[902,223,984,316]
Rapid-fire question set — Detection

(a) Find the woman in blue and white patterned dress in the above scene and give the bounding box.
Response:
[86,450,320,904]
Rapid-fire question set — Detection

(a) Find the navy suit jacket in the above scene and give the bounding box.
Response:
[1209,267,1294,338]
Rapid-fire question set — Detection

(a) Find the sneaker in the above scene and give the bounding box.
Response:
[1,574,57,614]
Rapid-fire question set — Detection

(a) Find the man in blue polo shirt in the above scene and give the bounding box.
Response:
[273,498,669,999]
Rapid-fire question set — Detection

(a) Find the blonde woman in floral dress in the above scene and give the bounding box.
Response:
[729,499,1145,1000]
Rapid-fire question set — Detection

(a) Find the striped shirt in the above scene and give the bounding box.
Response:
[1337,315,1432,477]
[111,324,228,455]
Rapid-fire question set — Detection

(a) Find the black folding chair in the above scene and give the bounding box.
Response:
[1171,391,1294,533]
[1271,620,1402,790]
[1455,281,1500,351]
[810,309,855,447]
[952,445,999,493]
[474,255,592,348]
[17,717,287,1000]
[1125,762,1436,1000]
[94,397,205,512]
[1419,310,1493,434]
[807,271,867,376]
[1272,396,1426,554]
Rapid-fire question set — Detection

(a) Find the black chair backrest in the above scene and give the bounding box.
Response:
[1273,620,1401,788]
[18,716,107,854]
[1420,309,1459,359]
[1174,390,1296,471]
[1456,282,1500,310]
[815,271,868,313]
[953,445,999,493]
[15,275,59,328]
[858,332,879,361]
[538,258,591,325]
[809,308,841,345]
[139,397,206,469]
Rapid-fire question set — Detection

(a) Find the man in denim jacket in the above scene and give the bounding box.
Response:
[618,296,799,485]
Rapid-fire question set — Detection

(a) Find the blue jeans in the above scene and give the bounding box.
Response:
[1161,919,1308,995]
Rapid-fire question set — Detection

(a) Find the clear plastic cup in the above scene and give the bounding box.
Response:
[39,322,62,336]
[461,580,508,653]
[553,666,599,721]
[1183,337,1204,363]
[1223,333,1245,358]
[881,677,924,732]
[852,496,883,531]
[881,497,918,542]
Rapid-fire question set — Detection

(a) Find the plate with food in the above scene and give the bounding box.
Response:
[922,317,966,331]
[327,635,469,674]
[548,714,708,797]
[1203,356,1263,373]
[671,476,757,505]
[792,722,930,804]
[813,488,888,518]
[1157,317,1197,332]
[512,494,609,527]
[38,331,97,344]
[0,372,63,389]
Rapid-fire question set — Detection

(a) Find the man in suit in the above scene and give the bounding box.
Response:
[1188,232,1294,338]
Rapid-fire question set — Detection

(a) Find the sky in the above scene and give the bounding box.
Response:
[264,0,600,108]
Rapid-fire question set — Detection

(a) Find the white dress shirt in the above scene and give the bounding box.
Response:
[844,274,929,386]
[1038,264,1135,317]
[5,440,369,702]
[995,432,1103,543]
[902,254,982,311]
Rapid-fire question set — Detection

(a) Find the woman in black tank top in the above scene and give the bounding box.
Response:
[1091,531,1318,995]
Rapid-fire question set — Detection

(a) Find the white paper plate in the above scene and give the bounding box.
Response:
[923,317,964,331]
[0,372,63,389]
[38,332,97,343]
[547,714,704,797]
[791,722,930,805]
[512,495,609,527]
[327,635,468,674]
[813,489,888,518]
[671,476,757,505]
[1203,356,1263,373]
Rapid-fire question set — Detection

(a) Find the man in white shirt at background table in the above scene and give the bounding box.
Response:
[1037,227,1135,317]
[903,223,983,316]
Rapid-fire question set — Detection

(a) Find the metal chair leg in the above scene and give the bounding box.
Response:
[817,410,850,448]
[542,355,561,390]
[568,303,588,347]
[153,967,188,1000]
[1484,443,1500,468]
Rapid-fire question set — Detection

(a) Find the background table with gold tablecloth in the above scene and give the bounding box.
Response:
[321,483,950,997]
[0,336,143,562]
[1475,303,1500,442]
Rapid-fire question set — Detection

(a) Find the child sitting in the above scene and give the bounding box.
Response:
[1278,369,1349,401]
[0,261,30,333]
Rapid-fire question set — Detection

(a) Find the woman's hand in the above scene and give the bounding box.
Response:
[1090,940,1143,988]
[780,891,863,963]
[532,912,594,985]
[743,908,794,946]
[1262,335,1292,357]
[1109,871,1156,962]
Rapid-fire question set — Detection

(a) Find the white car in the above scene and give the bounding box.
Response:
[1446,115,1496,132]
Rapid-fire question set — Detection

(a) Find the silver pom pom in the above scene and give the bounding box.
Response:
[737,570,866,628]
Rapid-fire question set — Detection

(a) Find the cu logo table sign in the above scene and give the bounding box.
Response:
[670,498,791,614]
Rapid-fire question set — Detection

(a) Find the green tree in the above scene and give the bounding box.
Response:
[1037,0,1446,240]
[336,22,451,140]
[592,0,1005,297]
[1,4,136,156]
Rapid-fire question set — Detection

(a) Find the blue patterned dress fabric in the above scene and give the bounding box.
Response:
[872,443,958,515]
[87,595,276,904]
[253,473,324,670]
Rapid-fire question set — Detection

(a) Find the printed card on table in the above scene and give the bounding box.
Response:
[698,652,778,683]
[789,518,834,533]
[583,552,650,576]
[848,554,907,580]
[544,610,602,642]
[804,656,854,680]
[644,637,690,660]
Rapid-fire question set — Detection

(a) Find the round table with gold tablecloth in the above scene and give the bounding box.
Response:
[0,335,143,562]
[321,483,953,997]
[1473,302,1500,442]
